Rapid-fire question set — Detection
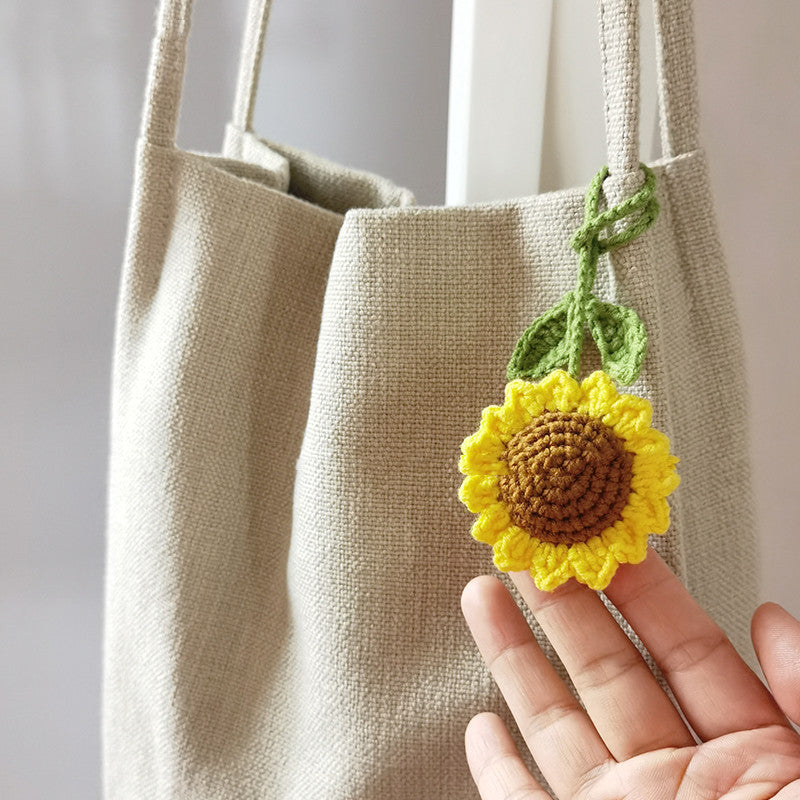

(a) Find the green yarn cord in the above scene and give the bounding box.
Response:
[507,163,659,385]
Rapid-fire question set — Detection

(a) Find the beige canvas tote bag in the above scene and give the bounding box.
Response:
[103,0,758,796]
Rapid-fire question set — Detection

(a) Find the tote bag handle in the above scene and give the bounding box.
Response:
[139,0,191,147]
[600,0,701,175]
[139,0,273,147]
[230,0,274,134]
[138,0,270,145]
[652,0,701,159]
[140,0,701,168]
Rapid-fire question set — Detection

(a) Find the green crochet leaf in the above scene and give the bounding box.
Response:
[586,299,647,385]
[506,293,573,382]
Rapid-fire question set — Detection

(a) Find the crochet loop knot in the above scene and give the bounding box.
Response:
[570,164,659,257]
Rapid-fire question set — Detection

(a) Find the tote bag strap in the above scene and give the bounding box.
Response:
[601,0,701,175]
[230,0,274,133]
[140,0,193,147]
[652,0,701,159]
[599,0,641,175]
[139,0,701,162]
[224,0,701,167]
[139,0,273,146]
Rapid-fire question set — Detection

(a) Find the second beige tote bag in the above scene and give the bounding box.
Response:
[104,0,757,796]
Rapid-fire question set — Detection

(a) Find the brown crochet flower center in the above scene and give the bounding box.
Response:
[498,411,634,545]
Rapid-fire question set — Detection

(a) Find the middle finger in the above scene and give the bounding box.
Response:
[509,569,696,760]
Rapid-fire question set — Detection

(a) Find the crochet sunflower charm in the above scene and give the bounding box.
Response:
[458,164,680,592]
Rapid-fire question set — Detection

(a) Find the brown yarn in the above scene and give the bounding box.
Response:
[498,411,633,545]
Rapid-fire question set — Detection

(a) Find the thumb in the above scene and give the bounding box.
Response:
[752,602,800,727]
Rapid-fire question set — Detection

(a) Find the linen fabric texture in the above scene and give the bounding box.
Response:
[103,0,757,797]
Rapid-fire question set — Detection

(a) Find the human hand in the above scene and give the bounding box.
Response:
[461,548,800,799]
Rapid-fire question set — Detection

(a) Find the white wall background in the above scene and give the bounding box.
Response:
[1,1,798,797]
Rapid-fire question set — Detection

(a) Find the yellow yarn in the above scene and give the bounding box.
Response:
[458,370,680,592]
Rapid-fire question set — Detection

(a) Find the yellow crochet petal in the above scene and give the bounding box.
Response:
[528,542,573,592]
[504,378,547,421]
[577,370,619,416]
[622,491,671,534]
[459,424,507,475]
[603,518,648,564]
[630,455,661,492]
[620,490,652,526]
[531,571,570,593]
[583,560,619,591]
[630,450,680,496]
[496,401,534,434]
[624,425,672,457]
[604,394,654,438]
[623,539,650,565]
[646,496,671,534]
[480,404,512,438]
[471,503,512,545]
[538,370,581,413]
[458,474,501,513]
[564,539,612,591]
[492,526,540,571]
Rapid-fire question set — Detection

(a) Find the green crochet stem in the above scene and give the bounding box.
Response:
[507,163,659,386]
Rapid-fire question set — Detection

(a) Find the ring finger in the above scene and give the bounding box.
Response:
[465,712,551,800]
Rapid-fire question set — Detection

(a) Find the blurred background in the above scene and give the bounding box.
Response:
[1,0,798,796]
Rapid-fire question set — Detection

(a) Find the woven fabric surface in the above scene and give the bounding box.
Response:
[103,0,758,797]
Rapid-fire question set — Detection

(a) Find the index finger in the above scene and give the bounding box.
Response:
[604,548,789,740]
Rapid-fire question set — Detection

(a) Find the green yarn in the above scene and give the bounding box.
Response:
[507,163,658,385]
